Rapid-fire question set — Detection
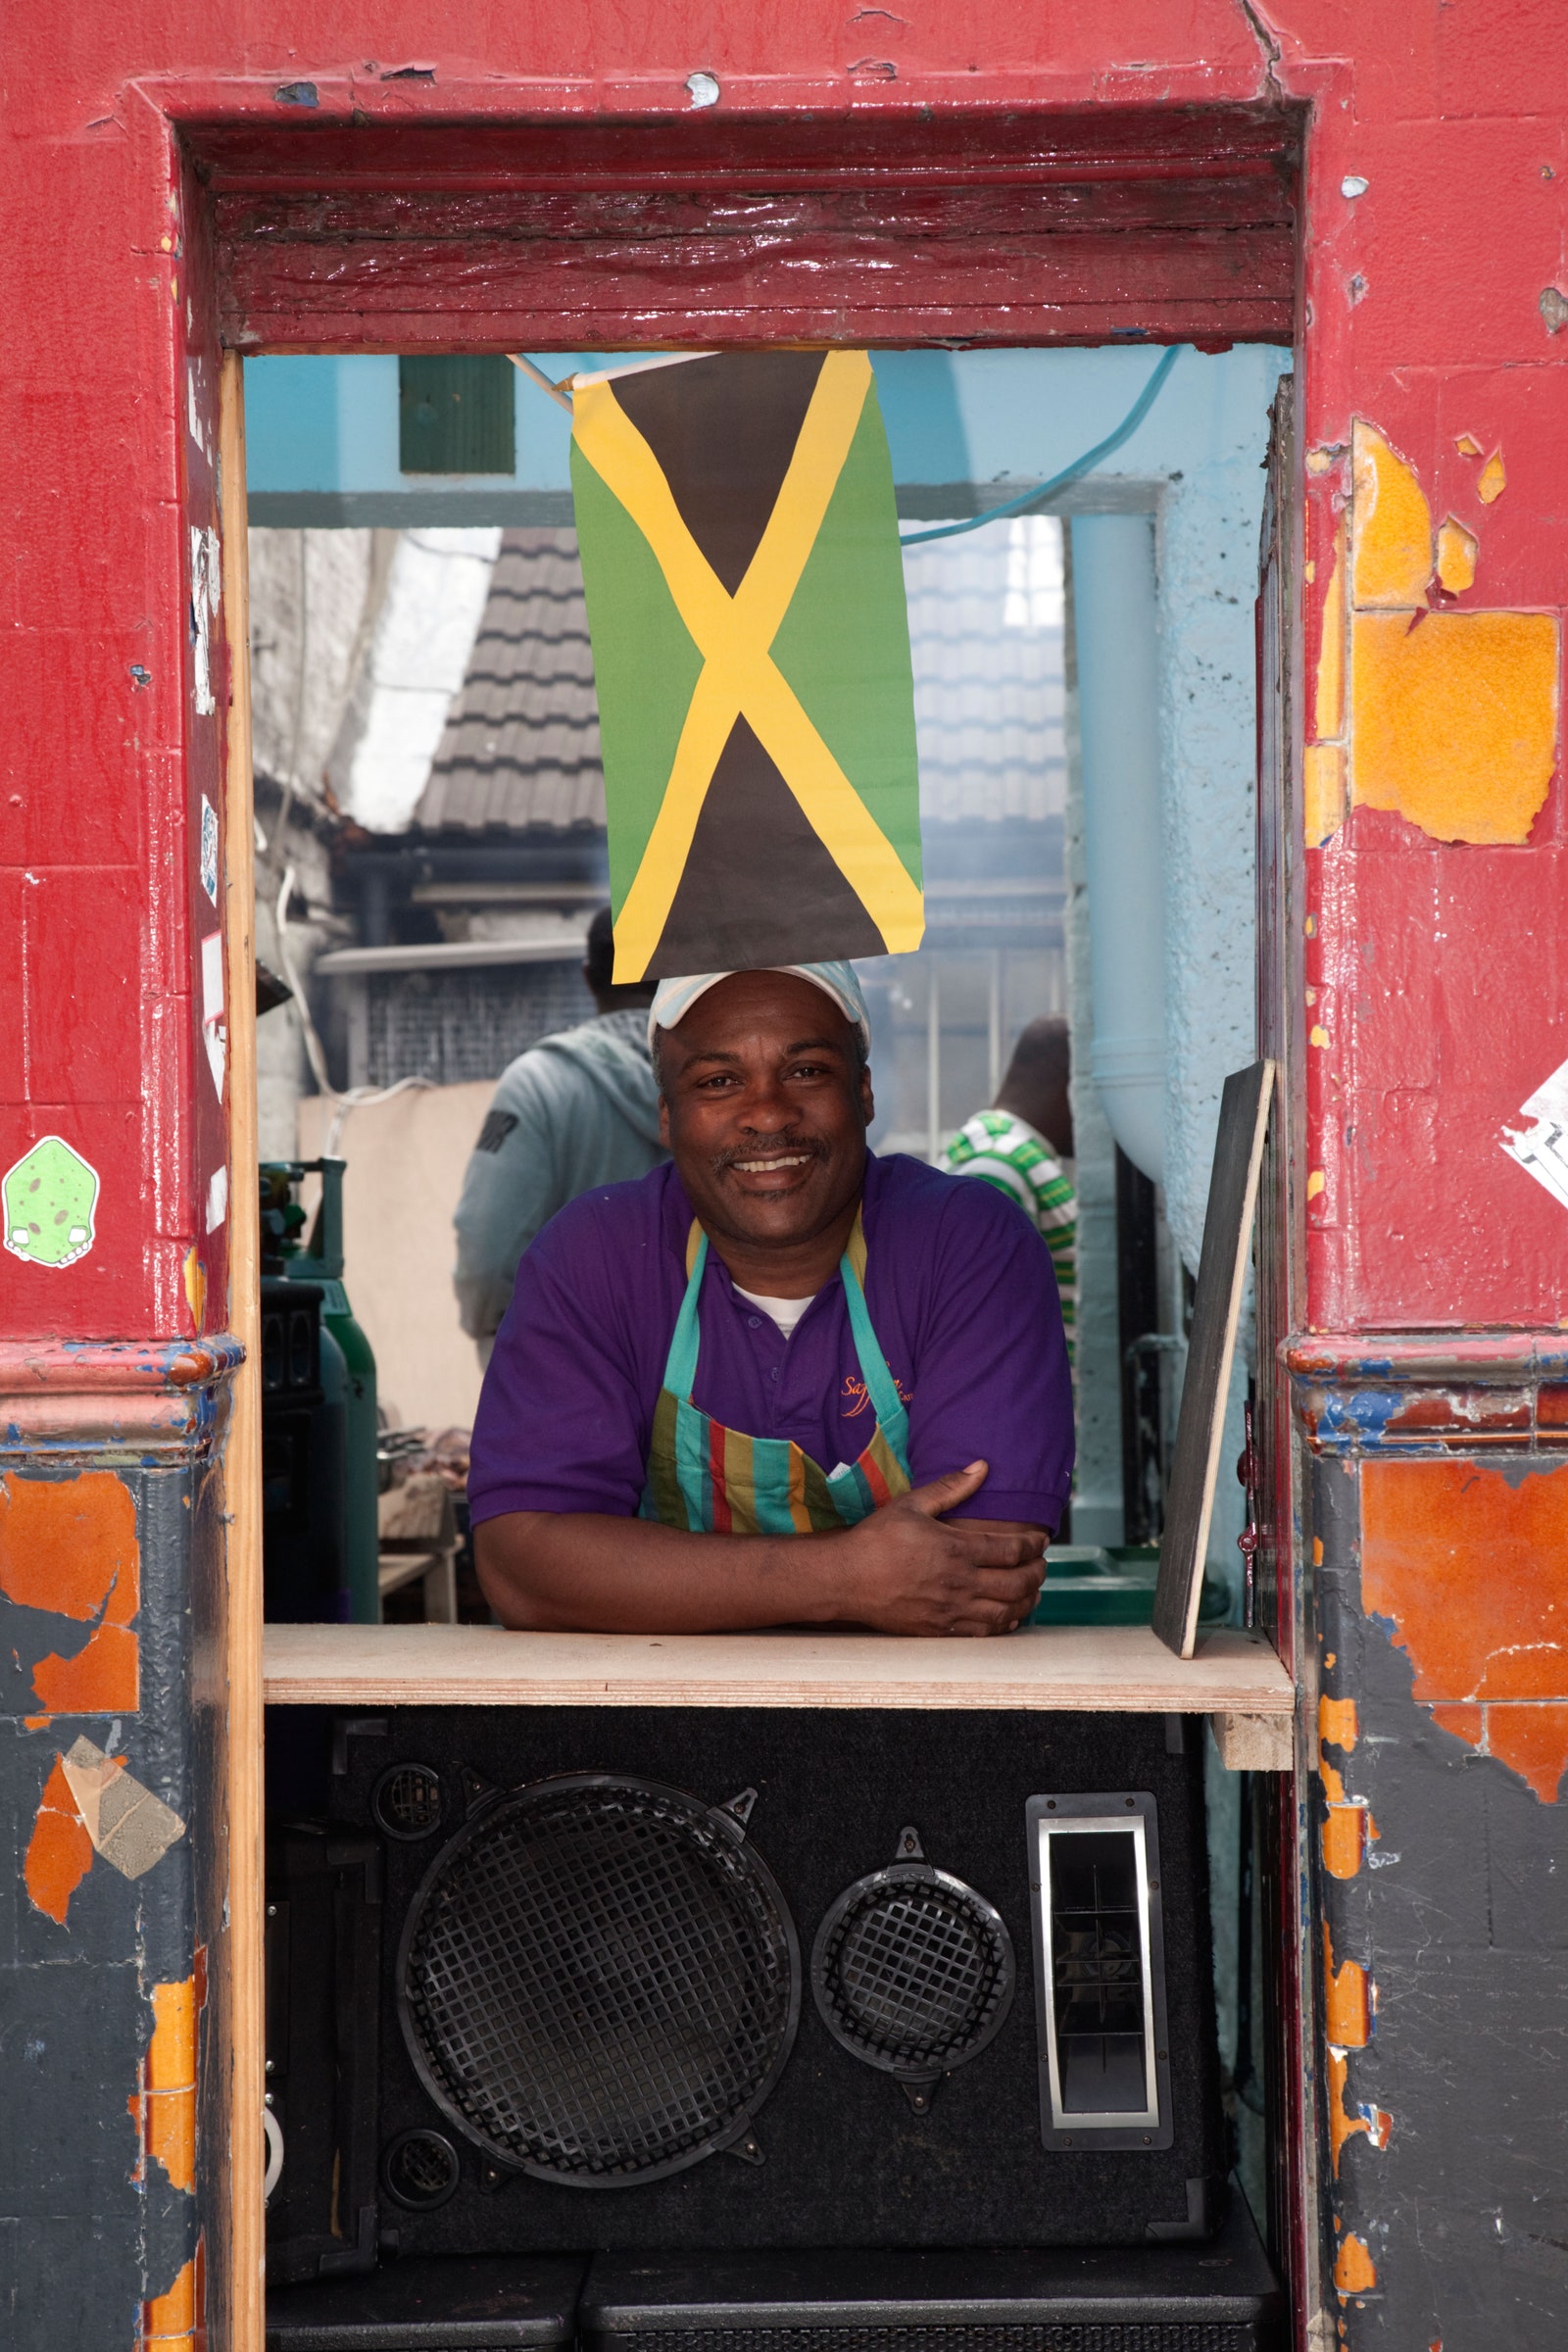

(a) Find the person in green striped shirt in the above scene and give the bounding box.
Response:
[942,1017,1076,1354]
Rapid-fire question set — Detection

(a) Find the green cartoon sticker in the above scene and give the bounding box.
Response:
[4,1136,100,1268]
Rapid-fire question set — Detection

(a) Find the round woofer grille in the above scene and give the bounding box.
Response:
[398,1775,800,2185]
[811,1862,1015,2080]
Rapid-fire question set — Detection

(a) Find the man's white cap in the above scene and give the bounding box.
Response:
[648,962,871,1057]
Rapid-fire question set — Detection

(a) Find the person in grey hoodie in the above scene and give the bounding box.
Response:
[453,906,667,1361]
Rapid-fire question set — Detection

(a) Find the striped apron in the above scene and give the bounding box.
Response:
[641,1212,912,1534]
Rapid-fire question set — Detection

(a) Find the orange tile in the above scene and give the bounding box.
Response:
[1324,1925,1371,2048]
[145,2089,196,2195]
[1362,1460,1568,1709]
[1349,605,1558,845]
[1484,1706,1568,1803]
[31,1619,139,1714]
[141,2252,197,2336]
[1323,1805,1368,1880]
[0,1469,139,1621]
[1335,2233,1378,2296]
[146,1978,198,2091]
[23,1754,93,1924]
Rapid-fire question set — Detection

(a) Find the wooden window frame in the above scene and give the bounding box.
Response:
[210,102,1307,2347]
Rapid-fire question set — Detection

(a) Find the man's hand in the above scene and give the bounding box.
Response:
[833,1461,1047,1636]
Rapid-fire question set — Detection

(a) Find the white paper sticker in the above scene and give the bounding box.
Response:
[200,930,226,1101]
[200,796,219,906]
[1500,1051,1568,1214]
[206,1164,228,1232]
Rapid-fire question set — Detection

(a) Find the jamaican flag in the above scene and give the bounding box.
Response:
[570,350,924,981]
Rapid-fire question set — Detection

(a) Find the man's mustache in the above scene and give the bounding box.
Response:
[710,1133,830,1173]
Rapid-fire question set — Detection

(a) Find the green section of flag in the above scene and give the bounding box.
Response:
[570,438,706,920]
[766,381,922,889]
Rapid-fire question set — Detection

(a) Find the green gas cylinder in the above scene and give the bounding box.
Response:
[260,1157,381,1625]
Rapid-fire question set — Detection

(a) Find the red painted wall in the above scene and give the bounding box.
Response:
[4,2,1566,1345]
[3,14,1567,2339]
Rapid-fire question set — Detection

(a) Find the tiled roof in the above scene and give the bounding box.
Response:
[416,528,604,834]
[414,517,1065,837]
[903,519,1067,828]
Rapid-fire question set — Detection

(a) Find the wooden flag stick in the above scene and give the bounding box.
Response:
[509,353,574,412]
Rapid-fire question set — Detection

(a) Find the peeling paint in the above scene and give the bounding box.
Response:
[1320,1694,1359,1754]
[137,1975,198,2194]
[1326,2049,1391,2176]
[1323,420,1562,848]
[1322,1801,1370,1879]
[141,2243,201,2344]
[1315,518,1347,732]
[1351,423,1433,608]
[1363,1458,1568,1800]
[182,1245,207,1332]
[1477,448,1506,506]
[1349,606,1558,845]
[1323,1923,1371,2047]
[23,1752,94,1924]
[1435,515,1478,595]
[0,1469,140,1712]
[1303,745,1346,850]
[1334,2232,1378,2297]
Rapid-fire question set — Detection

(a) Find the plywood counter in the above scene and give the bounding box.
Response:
[263,1620,1296,1726]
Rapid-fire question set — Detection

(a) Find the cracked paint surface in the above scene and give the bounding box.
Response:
[0,1469,140,1713]
[133,1972,200,2196]
[1362,1457,1568,1801]
[1342,423,1558,846]
[22,1751,95,1925]
[140,2242,202,2347]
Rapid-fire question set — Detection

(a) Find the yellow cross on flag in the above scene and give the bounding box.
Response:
[570,350,924,981]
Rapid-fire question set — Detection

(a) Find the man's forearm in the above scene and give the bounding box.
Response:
[476,1510,847,1632]
[474,1494,1051,1637]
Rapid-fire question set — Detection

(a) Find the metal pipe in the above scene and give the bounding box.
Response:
[927,964,942,1165]
[1069,512,1165,1186]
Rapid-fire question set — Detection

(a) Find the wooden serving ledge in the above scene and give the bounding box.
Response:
[262,1623,1296,1764]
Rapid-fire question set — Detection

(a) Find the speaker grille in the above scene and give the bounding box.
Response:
[398,1775,800,2185]
[812,1850,1015,2081]
[604,2328,1255,2351]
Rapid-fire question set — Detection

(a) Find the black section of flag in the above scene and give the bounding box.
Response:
[647,713,887,977]
[613,353,829,597]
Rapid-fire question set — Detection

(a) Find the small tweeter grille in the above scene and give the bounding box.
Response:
[398,1774,800,2186]
[811,1828,1015,2094]
[382,2126,461,2211]
[373,1761,445,1840]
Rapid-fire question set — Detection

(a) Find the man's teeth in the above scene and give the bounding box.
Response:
[734,1154,811,1172]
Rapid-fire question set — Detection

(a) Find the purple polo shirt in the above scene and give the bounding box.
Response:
[468,1150,1073,1530]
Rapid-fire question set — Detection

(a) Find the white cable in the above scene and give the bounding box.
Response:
[263,2103,284,2201]
[274,866,433,1157]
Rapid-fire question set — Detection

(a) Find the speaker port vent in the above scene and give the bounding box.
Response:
[382,2126,460,2210]
[373,1762,445,1841]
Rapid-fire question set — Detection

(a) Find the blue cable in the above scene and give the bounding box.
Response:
[897,345,1186,548]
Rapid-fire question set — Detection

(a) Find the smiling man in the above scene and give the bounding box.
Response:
[469,962,1074,1636]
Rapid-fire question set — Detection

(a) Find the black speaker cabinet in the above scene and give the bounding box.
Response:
[581,2193,1282,2352]
[266,2254,586,2350]
[266,1824,384,2286]
[287,1706,1224,2257]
